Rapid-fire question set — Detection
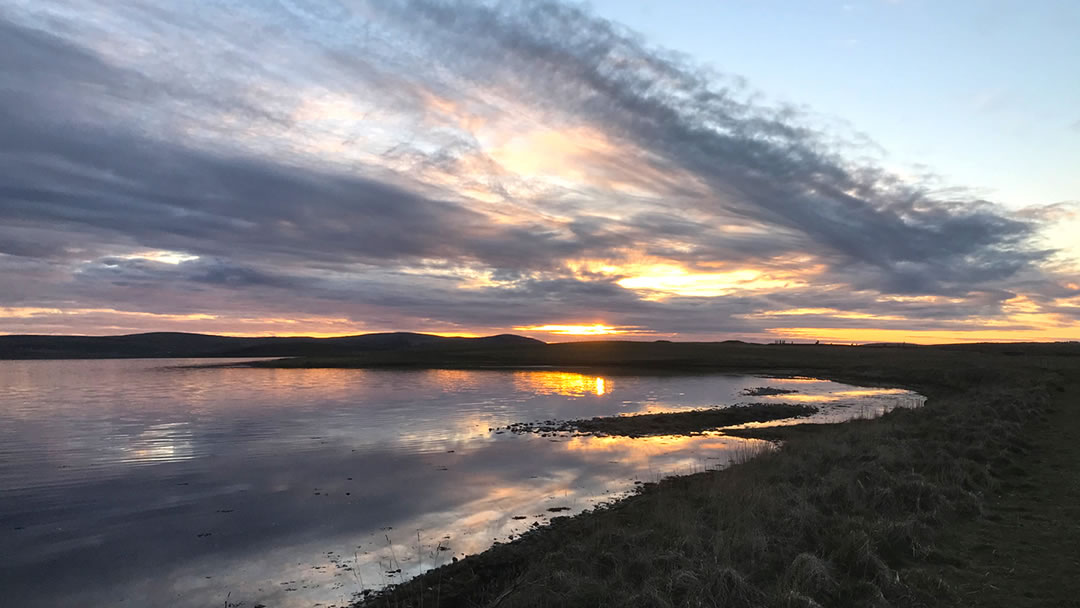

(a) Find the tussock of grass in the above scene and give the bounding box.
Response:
[358,355,1056,608]
[502,403,818,438]
[783,552,836,598]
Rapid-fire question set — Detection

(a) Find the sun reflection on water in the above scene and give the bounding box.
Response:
[118,422,196,464]
[511,371,611,396]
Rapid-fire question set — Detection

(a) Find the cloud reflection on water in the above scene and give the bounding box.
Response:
[0,360,922,608]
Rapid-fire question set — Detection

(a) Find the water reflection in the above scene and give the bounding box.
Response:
[728,386,925,428]
[511,370,612,396]
[778,387,912,402]
[0,360,921,608]
[119,422,196,464]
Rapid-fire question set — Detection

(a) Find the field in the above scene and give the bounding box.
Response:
[258,341,1079,607]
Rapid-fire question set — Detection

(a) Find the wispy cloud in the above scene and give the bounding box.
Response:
[0,1,1074,341]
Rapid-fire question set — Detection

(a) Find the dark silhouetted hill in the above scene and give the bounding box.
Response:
[0,332,545,359]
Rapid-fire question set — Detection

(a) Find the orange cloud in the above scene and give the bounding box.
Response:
[0,307,475,338]
[616,265,812,298]
[564,256,822,300]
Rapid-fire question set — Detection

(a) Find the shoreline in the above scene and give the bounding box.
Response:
[349,344,1075,607]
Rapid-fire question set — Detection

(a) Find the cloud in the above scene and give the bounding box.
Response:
[0,2,1073,341]
[374,0,1047,290]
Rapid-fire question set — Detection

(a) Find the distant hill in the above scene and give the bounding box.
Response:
[4,332,1076,361]
[0,332,545,360]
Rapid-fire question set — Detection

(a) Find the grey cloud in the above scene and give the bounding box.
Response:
[79,257,307,291]
[0,245,1063,339]
[0,14,632,277]
[0,2,1071,339]
[381,0,1047,293]
[0,83,564,277]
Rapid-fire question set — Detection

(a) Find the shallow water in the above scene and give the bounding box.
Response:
[0,359,923,607]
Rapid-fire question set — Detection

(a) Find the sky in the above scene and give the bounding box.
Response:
[0,0,1078,343]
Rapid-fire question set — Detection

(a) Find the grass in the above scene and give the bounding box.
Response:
[310,341,1078,608]
[926,376,1080,606]
[501,403,818,438]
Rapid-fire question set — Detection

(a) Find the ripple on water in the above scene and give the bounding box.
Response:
[0,360,923,608]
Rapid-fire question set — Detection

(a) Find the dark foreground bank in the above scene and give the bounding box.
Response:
[341,343,1078,607]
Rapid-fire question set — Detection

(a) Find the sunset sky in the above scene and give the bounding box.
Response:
[1,0,1078,343]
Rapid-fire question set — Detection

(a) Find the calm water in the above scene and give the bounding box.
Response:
[0,359,923,608]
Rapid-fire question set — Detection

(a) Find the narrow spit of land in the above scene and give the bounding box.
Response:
[256,341,1078,608]
[501,403,819,438]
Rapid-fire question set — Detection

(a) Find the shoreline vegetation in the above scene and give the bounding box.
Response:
[498,403,819,438]
[280,341,1078,608]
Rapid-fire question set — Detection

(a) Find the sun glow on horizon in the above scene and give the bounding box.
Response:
[769,325,1080,345]
[514,324,626,336]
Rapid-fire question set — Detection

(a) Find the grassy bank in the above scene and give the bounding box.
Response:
[253,340,1076,379]
[501,403,818,438]
[331,343,1077,608]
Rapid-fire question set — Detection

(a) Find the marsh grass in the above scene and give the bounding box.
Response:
[352,346,1064,608]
